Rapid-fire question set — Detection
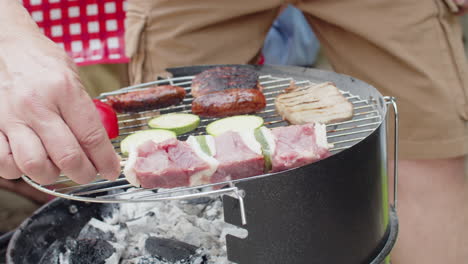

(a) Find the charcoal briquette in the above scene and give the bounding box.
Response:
[145,236,199,262]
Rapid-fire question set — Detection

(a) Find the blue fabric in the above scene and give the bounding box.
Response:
[262,5,320,66]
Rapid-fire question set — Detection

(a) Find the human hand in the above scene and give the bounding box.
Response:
[456,0,468,14]
[0,32,121,185]
[454,0,468,14]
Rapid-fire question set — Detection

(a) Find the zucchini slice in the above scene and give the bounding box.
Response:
[187,135,216,157]
[148,113,200,135]
[206,115,264,136]
[120,129,176,156]
[254,126,276,172]
[186,135,219,186]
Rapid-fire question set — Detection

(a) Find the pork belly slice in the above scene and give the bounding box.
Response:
[124,138,214,188]
[211,131,264,184]
[270,123,330,172]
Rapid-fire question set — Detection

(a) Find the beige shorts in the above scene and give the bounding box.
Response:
[124,0,468,160]
[78,63,129,98]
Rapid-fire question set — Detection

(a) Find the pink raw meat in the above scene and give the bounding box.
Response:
[133,139,210,188]
[211,131,264,184]
[271,124,330,172]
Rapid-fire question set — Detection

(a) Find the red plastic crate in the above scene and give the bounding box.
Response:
[22,0,129,66]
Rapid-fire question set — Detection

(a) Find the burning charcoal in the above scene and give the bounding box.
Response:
[179,203,206,217]
[144,236,204,262]
[179,198,216,217]
[66,238,118,264]
[99,203,119,220]
[78,218,124,242]
[99,192,237,263]
[38,239,66,264]
[146,211,156,217]
[122,255,208,264]
[121,256,166,264]
[79,225,113,241]
[184,197,214,205]
[125,213,157,235]
[117,200,163,222]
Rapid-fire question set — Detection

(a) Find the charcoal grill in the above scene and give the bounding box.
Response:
[16,64,398,264]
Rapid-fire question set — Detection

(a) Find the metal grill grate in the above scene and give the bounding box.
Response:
[22,74,382,204]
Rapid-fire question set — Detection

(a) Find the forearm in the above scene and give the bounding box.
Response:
[0,0,42,41]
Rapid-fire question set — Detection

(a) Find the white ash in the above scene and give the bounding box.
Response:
[79,189,247,264]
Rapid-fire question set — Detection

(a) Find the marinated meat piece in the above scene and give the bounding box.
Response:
[270,123,330,172]
[191,66,262,98]
[124,138,212,188]
[211,131,264,184]
[106,85,186,113]
[275,82,353,124]
[191,88,266,117]
[123,124,331,189]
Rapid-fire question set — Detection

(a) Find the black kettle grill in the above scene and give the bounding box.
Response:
[4,65,399,264]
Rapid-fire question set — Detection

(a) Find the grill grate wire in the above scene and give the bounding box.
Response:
[22,74,382,203]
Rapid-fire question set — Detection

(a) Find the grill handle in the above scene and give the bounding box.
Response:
[233,186,247,225]
[384,96,399,210]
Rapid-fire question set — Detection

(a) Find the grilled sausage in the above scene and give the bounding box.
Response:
[106,85,186,113]
[192,88,266,117]
[191,66,262,98]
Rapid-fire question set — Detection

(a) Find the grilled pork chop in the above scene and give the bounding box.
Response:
[191,66,262,98]
[275,82,353,124]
